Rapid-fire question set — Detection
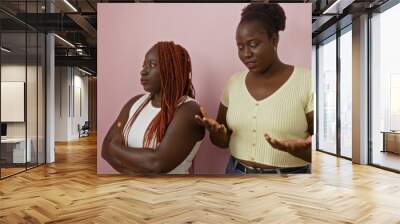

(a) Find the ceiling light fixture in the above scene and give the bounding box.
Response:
[54,34,75,48]
[78,67,93,76]
[322,0,354,15]
[1,47,11,53]
[63,0,78,12]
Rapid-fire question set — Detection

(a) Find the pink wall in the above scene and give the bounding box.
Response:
[97,3,311,174]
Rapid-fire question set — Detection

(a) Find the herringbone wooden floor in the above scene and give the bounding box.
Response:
[1,135,400,224]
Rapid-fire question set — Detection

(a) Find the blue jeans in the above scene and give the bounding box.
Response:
[225,156,311,174]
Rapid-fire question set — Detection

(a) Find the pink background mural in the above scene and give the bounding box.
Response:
[97,3,311,174]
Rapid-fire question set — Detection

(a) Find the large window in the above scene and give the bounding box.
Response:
[312,46,317,151]
[317,36,337,154]
[370,2,400,171]
[316,25,353,159]
[339,27,352,158]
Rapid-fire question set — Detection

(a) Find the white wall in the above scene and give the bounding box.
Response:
[1,65,41,137]
[1,65,27,140]
[71,72,89,138]
[55,66,70,141]
[1,64,46,164]
[55,67,89,141]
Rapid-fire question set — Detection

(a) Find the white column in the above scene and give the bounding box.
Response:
[45,0,55,163]
[352,14,369,164]
[46,32,55,163]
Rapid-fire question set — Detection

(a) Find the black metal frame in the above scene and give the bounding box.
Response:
[336,19,341,158]
[367,9,373,166]
[315,44,319,151]
[0,24,2,179]
[36,3,39,168]
[44,0,47,165]
[25,2,28,172]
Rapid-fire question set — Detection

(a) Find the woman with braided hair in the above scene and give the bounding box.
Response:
[196,3,313,174]
[102,41,205,174]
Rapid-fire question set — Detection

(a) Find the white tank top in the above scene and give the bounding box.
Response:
[126,94,202,174]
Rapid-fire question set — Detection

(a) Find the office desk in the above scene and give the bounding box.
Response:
[1,138,32,164]
[381,131,400,154]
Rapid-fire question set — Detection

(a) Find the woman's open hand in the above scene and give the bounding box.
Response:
[264,133,311,152]
[195,107,227,136]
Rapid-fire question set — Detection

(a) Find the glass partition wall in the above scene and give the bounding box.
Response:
[0,1,46,179]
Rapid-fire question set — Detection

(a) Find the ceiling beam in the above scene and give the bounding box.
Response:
[67,13,97,39]
[55,55,96,70]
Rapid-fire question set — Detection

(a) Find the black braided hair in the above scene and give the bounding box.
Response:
[240,3,286,37]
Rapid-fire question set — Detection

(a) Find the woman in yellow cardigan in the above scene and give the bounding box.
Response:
[195,3,313,174]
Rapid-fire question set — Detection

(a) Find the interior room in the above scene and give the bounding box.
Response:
[0,0,399,223]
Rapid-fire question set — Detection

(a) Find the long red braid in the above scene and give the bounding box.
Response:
[143,41,195,148]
